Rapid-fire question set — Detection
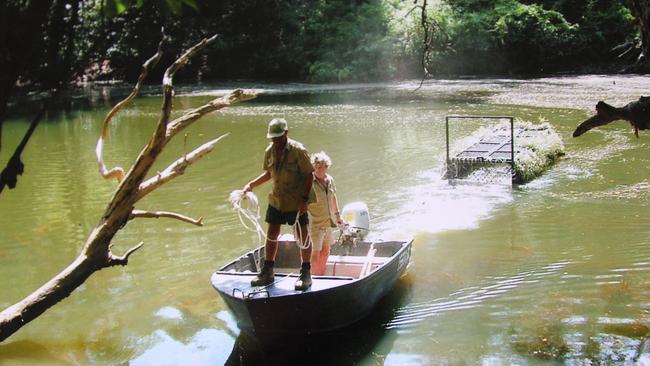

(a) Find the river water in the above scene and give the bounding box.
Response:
[1,76,649,365]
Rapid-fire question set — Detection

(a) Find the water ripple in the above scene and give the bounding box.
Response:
[385,260,570,329]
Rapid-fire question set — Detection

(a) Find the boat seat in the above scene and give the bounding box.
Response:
[324,255,390,278]
[326,255,391,265]
[273,256,390,278]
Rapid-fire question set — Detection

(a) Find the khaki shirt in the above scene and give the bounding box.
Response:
[263,138,314,212]
[309,174,337,229]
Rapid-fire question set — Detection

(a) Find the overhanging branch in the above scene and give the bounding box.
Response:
[166,89,256,140]
[137,134,229,200]
[96,41,163,182]
[130,209,204,226]
[163,34,218,88]
[107,242,145,267]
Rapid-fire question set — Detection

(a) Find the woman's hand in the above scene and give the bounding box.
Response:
[334,211,344,226]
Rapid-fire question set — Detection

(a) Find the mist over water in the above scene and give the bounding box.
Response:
[1,75,650,364]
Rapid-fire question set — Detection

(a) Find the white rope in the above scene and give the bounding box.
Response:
[229,190,311,249]
[229,190,265,246]
[293,215,311,250]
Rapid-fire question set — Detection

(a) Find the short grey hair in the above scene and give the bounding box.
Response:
[311,151,332,167]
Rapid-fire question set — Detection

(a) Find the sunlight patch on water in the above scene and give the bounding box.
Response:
[563,316,588,325]
[384,353,429,365]
[216,310,240,336]
[570,130,634,160]
[372,170,513,239]
[587,333,641,364]
[154,306,183,320]
[130,329,234,366]
[174,76,650,117]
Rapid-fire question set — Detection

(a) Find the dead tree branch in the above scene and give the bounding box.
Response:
[166,89,255,139]
[137,133,229,200]
[96,42,163,182]
[0,32,256,342]
[107,242,145,267]
[130,209,204,226]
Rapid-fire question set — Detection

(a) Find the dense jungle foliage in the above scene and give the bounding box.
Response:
[1,0,640,90]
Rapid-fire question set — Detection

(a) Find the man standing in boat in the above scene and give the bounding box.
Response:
[242,118,314,291]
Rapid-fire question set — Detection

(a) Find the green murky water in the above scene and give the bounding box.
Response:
[1,76,650,365]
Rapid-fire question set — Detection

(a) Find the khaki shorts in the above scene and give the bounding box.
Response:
[310,227,334,251]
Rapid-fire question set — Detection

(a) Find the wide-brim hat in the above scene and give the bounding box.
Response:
[267,118,288,138]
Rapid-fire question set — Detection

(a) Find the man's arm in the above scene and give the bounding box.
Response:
[298,174,312,214]
[243,170,271,192]
[296,146,314,214]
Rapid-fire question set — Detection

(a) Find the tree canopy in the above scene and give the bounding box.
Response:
[2,0,639,88]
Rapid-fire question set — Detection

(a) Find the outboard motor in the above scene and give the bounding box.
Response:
[340,201,370,241]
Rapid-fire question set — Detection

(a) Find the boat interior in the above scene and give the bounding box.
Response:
[220,240,405,279]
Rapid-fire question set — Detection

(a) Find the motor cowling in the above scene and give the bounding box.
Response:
[340,201,370,240]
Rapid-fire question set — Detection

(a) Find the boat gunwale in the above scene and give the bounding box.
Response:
[211,239,412,302]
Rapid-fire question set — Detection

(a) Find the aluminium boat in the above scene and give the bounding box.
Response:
[211,237,412,335]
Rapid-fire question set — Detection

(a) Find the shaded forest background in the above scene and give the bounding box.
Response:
[1,0,643,192]
[4,0,639,90]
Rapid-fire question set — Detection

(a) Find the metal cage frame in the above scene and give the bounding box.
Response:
[445,115,516,184]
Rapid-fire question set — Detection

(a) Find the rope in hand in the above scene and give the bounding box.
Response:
[229,190,311,249]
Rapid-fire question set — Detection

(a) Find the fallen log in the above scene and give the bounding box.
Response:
[573,96,650,138]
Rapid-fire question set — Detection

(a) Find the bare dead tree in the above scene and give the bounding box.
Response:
[0,34,256,342]
[573,96,650,138]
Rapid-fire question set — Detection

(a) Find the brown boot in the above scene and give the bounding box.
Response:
[251,262,274,287]
[294,266,312,291]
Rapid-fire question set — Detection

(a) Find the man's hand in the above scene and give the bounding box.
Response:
[243,183,252,193]
[298,202,308,214]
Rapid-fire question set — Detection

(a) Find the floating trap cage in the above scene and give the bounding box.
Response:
[444,116,564,185]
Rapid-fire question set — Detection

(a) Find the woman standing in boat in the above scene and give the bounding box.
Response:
[309,151,344,275]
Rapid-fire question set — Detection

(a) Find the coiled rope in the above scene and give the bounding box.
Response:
[229,190,311,249]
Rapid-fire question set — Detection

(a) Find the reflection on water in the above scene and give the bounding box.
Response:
[225,278,411,366]
[2,76,650,364]
[131,328,235,366]
[372,171,514,239]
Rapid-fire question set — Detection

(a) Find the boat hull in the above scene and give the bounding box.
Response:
[211,240,411,335]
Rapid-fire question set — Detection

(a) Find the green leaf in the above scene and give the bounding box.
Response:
[115,1,126,14]
[181,0,198,11]
[165,0,181,14]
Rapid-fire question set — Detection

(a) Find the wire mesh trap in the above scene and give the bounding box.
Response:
[443,116,565,185]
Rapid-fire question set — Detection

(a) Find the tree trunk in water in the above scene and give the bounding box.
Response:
[572,96,650,137]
